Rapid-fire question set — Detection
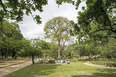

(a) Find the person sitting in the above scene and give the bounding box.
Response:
[67,60,70,64]
[60,60,63,63]
[57,60,60,63]
[63,60,65,63]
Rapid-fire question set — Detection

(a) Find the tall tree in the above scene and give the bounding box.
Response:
[31,38,49,58]
[49,42,58,58]
[19,38,42,64]
[0,0,48,23]
[44,17,72,59]
[0,20,23,58]
[101,38,116,58]
[56,0,116,41]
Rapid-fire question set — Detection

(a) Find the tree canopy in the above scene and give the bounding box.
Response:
[0,20,23,58]
[0,0,48,23]
[44,17,72,59]
[56,0,116,43]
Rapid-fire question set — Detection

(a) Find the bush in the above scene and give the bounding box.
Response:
[68,56,73,59]
[48,59,55,63]
[78,57,94,61]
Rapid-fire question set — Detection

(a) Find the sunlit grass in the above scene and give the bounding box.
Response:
[4,61,116,77]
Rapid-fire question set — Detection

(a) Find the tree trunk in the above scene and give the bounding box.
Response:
[1,49,4,59]
[12,51,16,59]
[5,48,9,59]
[44,52,45,58]
[58,41,61,59]
[4,48,8,59]
[32,55,35,64]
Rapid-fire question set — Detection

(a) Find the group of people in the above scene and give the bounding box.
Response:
[57,60,70,64]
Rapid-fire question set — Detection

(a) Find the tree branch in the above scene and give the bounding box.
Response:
[98,35,116,39]
[101,8,114,32]
[93,29,112,33]
[0,0,14,14]
[0,0,7,12]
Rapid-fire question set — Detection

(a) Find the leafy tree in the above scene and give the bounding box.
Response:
[0,0,48,23]
[19,38,42,64]
[56,0,116,41]
[44,17,72,59]
[101,38,116,58]
[85,42,101,58]
[0,20,23,58]
[63,44,80,58]
[49,42,58,58]
[32,38,50,58]
[78,45,87,57]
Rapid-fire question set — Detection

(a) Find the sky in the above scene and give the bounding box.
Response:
[18,0,85,42]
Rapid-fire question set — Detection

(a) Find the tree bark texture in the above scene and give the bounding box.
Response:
[58,41,61,59]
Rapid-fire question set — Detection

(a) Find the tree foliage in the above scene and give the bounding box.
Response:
[101,38,116,58]
[56,0,116,42]
[0,0,48,23]
[56,0,116,59]
[44,17,72,59]
[0,20,23,58]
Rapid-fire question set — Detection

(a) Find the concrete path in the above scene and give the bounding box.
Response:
[0,59,39,77]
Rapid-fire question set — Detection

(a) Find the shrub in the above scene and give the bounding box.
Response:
[91,61,116,67]
[48,60,55,63]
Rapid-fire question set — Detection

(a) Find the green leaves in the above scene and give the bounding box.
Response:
[75,0,81,9]
[44,17,72,59]
[34,15,41,24]
[0,0,48,23]
[56,0,74,5]
[44,17,72,41]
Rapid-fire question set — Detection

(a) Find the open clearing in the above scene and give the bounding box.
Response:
[3,61,116,77]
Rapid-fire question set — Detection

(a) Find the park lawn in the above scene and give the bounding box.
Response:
[4,61,116,77]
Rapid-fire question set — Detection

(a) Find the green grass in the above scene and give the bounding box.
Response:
[4,61,116,77]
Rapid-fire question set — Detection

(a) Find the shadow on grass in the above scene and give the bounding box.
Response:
[72,68,116,77]
[33,63,60,76]
[72,73,116,77]
[4,63,61,77]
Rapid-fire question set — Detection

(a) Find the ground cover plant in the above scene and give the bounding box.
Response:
[3,61,116,77]
[91,61,116,67]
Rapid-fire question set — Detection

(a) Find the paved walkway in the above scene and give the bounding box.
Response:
[0,59,39,77]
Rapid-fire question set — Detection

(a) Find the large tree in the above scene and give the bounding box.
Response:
[56,0,116,41]
[0,0,48,23]
[44,17,72,59]
[32,38,50,58]
[101,38,116,58]
[0,20,23,58]
[19,38,42,64]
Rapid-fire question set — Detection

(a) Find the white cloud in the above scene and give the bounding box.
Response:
[19,0,82,42]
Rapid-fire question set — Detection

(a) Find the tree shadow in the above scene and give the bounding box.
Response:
[33,63,61,76]
[72,68,116,77]
[72,73,116,77]
[4,63,61,77]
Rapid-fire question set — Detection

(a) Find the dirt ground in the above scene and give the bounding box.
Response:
[0,58,31,68]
